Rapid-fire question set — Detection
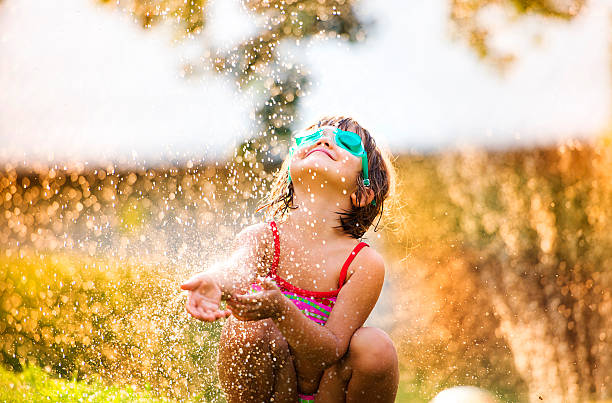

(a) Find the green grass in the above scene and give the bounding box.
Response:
[0,365,501,403]
[0,366,170,402]
[395,383,429,403]
[2,365,427,403]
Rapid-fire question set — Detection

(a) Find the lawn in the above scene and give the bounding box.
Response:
[0,366,169,402]
[0,253,523,402]
[1,365,433,402]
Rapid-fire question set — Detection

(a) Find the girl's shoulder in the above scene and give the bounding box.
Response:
[234,222,276,267]
[235,222,275,247]
[355,244,385,269]
[236,221,270,236]
[342,241,385,284]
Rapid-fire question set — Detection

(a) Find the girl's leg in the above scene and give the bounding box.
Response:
[218,317,298,402]
[269,322,300,402]
[315,327,399,403]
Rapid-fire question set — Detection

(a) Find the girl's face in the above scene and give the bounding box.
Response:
[288,126,364,192]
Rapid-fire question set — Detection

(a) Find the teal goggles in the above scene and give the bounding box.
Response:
[288,127,370,187]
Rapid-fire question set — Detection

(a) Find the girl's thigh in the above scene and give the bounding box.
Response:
[316,327,398,403]
[218,317,298,402]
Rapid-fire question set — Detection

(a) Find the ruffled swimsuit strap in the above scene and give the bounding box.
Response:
[269,220,281,277]
[337,241,369,289]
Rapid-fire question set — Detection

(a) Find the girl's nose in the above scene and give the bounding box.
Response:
[314,136,332,148]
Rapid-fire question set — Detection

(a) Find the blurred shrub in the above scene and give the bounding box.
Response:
[386,139,612,402]
[0,253,224,401]
[0,162,271,262]
[384,155,526,402]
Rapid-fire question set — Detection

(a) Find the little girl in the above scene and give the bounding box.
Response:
[181,116,399,402]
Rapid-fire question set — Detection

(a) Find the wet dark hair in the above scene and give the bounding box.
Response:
[259,116,396,239]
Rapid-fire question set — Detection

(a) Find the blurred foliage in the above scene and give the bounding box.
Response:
[0,157,519,400]
[123,0,208,35]
[0,365,170,402]
[1,139,612,401]
[384,156,527,402]
[0,254,224,401]
[102,0,368,165]
[386,138,612,402]
[0,161,273,259]
[0,160,276,401]
[449,0,586,68]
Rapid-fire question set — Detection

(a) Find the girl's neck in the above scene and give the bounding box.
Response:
[285,189,350,242]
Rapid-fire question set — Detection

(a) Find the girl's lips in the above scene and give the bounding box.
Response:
[306,148,335,160]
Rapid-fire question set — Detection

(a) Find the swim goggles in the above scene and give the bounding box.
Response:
[287,127,370,187]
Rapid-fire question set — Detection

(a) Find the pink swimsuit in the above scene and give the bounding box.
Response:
[253,221,369,401]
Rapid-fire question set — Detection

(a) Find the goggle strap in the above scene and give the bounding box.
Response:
[362,154,370,187]
[287,146,295,182]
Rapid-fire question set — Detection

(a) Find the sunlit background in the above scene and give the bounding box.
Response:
[1,0,611,402]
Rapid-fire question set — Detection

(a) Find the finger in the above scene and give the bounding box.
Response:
[196,296,222,313]
[190,298,211,321]
[186,297,196,317]
[227,306,242,320]
[228,295,265,310]
[226,301,248,317]
[195,297,231,321]
[187,295,201,315]
[192,297,222,321]
[233,293,263,304]
[187,297,207,320]
[229,308,259,322]
[192,295,209,313]
[228,295,258,306]
[195,307,218,322]
[227,302,252,316]
[226,299,240,311]
[227,309,262,320]
[194,298,219,321]
[180,276,200,291]
[214,309,232,320]
[239,311,263,321]
[262,278,280,291]
[228,299,262,314]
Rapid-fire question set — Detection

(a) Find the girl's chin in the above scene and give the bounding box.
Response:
[290,172,347,190]
[291,161,333,176]
[300,154,334,167]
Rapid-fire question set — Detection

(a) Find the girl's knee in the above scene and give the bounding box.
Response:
[265,320,290,356]
[219,319,271,361]
[348,327,398,378]
[217,319,281,396]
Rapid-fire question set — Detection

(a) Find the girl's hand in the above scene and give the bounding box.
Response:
[181,272,232,322]
[227,278,286,321]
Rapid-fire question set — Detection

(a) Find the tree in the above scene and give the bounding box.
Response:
[101,0,368,165]
[449,0,587,68]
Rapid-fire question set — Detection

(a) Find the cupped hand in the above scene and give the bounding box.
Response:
[227,278,285,321]
[181,273,232,321]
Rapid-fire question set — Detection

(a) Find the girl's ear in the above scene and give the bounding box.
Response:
[350,188,375,208]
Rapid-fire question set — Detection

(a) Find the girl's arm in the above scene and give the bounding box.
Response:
[230,247,385,372]
[181,223,271,321]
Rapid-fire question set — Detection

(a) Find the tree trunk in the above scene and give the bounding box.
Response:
[481,263,589,403]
